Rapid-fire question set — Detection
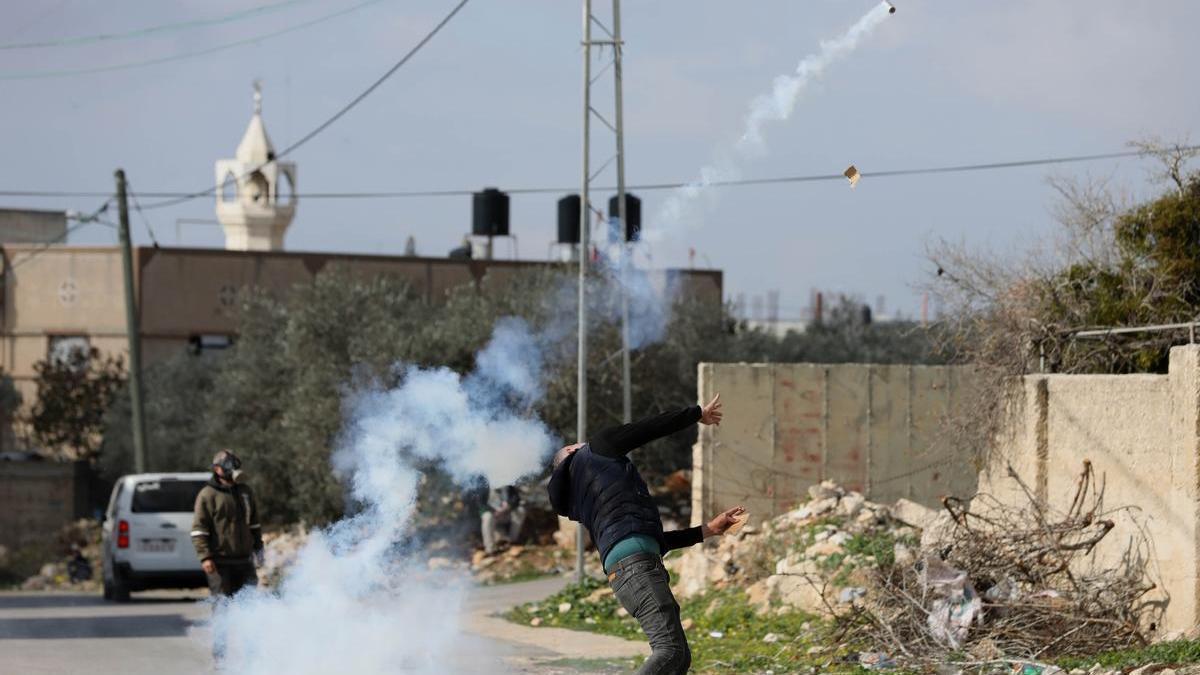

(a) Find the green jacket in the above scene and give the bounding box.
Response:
[191,477,263,563]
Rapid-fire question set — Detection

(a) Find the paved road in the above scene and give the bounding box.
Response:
[0,577,644,674]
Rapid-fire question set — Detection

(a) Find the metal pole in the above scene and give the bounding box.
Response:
[576,0,592,584]
[115,169,148,473]
[613,0,632,425]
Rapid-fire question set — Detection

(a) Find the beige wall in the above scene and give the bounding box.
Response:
[691,362,978,528]
[981,345,1200,635]
[0,461,85,551]
[690,353,1200,634]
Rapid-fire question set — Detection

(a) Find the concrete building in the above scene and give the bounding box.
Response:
[0,208,67,244]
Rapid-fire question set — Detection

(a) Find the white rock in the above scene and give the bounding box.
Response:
[808,481,842,500]
[708,630,724,639]
[839,492,866,518]
[762,632,781,643]
[617,607,629,618]
[557,602,572,614]
[892,497,937,529]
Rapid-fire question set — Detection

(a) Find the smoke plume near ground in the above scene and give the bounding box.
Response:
[205,319,555,673]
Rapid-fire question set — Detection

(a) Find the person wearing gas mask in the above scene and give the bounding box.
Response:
[548,395,745,675]
[191,449,264,601]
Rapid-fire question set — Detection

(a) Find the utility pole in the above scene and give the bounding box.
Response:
[576,0,593,584]
[611,0,632,425]
[115,170,148,473]
[577,0,634,581]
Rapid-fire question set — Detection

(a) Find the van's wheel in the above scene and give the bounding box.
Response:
[109,572,131,602]
[102,580,114,600]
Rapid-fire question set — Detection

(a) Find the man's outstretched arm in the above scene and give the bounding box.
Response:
[591,394,723,458]
[662,505,747,551]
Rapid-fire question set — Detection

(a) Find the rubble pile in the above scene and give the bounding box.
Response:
[672,462,1163,667]
[672,480,916,618]
[19,519,101,591]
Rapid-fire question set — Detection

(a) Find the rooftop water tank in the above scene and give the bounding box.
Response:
[472,188,510,237]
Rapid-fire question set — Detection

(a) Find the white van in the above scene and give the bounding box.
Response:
[101,472,210,601]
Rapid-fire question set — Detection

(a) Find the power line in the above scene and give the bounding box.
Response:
[0,0,311,50]
[126,182,161,247]
[3,145,1189,203]
[0,0,389,80]
[138,0,472,212]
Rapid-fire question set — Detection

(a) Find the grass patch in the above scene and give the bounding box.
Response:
[483,561,558,586]
[507,577,871,673]
[1057,640,1200,671]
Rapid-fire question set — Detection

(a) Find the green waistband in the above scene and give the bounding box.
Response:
[603,534,661,573]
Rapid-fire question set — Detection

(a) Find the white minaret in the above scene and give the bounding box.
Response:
[215,81,297,251]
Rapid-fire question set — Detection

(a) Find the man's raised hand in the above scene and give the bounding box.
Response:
[699,393,723,426]
[702,505,747,538]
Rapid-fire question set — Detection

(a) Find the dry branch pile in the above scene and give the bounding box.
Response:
[844,461,1160,666]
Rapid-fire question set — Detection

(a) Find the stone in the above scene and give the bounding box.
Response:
[530,617,542,627]
[775,554,820,577]
[808,481,842,501]
[426,556,453,571]
[681,618,695,631]
[805,540,845,558]
[837,587,866,604]
[919,512,959,551]
[892,498,937,529]
[766,574,826,614]
[746,579,772,613]
[708,630,724,639]
[893,543,916,568]
[504,545,525,558]
[471,550,488,567]
[584,617,597,625]
[1129,666,1167,675]
[557,602,572,614]
[762,632,781,643]
[617,607,629,618]
[839,492,866,518]
[807,497,839,517]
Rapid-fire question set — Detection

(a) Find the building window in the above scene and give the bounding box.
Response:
[48,335,91,371]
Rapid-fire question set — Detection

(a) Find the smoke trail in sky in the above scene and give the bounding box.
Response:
[205,319,555,673]
[653,1,893,234]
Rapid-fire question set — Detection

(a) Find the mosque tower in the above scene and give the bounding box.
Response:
[214,82,296,251]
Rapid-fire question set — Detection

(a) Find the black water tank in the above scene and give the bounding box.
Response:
[472,188,510,237]
[608,193,641,241]
[557,194,581,244]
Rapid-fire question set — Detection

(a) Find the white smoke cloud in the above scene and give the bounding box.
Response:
[204,320,555,674]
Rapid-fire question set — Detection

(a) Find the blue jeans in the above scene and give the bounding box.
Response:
[608,552,691,674]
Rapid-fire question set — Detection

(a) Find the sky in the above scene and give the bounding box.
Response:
[2,0,1197,320]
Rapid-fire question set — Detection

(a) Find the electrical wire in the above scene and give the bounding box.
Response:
[126,182,161,247]
[137,0,472,212]
[0,0,312,50]
[4,145,1190,203]
[0,0,389,80]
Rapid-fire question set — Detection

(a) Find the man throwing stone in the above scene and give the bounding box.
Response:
[548,395,745,674]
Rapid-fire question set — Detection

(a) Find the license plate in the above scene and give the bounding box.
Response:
[140,538,175,553]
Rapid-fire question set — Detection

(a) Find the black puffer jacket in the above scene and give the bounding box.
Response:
[548,406,704,563]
